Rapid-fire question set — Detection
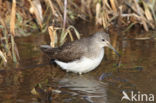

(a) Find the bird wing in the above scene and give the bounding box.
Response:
[40,40,89,62]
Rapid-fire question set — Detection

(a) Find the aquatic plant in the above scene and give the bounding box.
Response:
[0,0,156,65]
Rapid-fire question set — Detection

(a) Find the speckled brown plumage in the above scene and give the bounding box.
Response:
[40,32,110,62]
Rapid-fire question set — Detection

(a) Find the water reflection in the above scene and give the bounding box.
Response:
[59,74,108,103]
[0,28,156,103]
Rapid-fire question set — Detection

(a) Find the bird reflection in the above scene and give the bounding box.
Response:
[59,74,108,103]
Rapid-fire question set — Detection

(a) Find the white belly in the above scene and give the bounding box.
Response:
[55,49,104,74]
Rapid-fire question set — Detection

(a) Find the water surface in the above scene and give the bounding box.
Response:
[0,28,156,103]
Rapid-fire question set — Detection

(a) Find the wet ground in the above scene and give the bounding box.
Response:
[0,24,156,103]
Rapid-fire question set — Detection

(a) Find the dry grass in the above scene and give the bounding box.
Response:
[0,0,156,65]
[47,25,80,47]
[48,26,57,47]
[10,0,16,36]
[28,0,43,28]
[0,50,7,63]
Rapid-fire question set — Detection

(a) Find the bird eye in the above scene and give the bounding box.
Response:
[102,39,105,41]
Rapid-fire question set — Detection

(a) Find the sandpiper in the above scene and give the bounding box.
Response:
[40,32,119,74]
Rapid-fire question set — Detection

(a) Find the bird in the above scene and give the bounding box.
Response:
[40,32,119,75]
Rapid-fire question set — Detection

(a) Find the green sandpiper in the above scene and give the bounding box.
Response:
[40,32,119,74]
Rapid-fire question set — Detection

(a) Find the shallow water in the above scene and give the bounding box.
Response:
[0,28,156,103]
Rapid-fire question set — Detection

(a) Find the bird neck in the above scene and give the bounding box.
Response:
[86,47,104,59]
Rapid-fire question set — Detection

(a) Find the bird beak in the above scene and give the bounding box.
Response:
[106,41,120,57]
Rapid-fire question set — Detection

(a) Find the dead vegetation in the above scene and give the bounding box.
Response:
[0,0,156,66]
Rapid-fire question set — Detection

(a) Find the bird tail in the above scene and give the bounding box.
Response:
[40,45,58,64]
[40,45,52,52]
[40,45,57,56]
